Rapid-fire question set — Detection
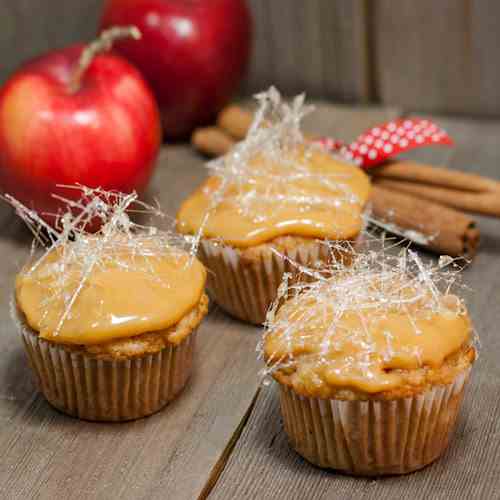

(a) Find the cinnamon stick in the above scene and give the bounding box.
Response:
[217,105,318,143]
[190,125,479,257]
[373,178,500,217]
[191,124,320,157]
[371,186,480,258]
[217,105,254,140]
[372,160,500,193]
[217,105,500,198]
[191,127,236,157]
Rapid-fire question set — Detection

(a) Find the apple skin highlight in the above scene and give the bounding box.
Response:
[0,41,161,225]
[101,0,252,138]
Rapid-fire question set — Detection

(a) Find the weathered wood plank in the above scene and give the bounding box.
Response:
[209,114,500,499]
[5,1,500,118]
[373,0,500,116]
[245,0,370,101]
[301,101,399,141]
[1,1,370,104]
[0,1,102,84]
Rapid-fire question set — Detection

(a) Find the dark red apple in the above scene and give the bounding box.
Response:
[0,27,161,226]
[101,0,252,139]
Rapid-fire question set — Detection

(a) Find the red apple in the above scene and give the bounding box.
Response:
[101,0,252,139]
[0,28,161,226]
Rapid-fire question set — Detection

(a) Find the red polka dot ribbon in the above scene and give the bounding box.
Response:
[316,118,453,169]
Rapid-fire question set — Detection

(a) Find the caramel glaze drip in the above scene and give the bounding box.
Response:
[177,149,371,247]
[264,287,471,395]
[16,246,206,345]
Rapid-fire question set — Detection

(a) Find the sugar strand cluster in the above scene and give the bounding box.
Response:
[7,186,194,336]
[260,239,472,377]
[203,87,362,223]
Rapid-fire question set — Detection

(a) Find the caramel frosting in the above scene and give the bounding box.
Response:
[177,148,371,247]
[263,252,473,397]
[16,238,207,346]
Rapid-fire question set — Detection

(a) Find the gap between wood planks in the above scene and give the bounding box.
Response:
[199,387,262,500]
[361,0,379,103]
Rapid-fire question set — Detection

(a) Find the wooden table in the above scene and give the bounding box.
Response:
[1,104,499,500]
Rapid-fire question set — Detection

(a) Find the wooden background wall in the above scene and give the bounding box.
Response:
[1,0,498,116]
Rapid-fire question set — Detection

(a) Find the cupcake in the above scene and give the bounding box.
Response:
[263,250,476,475]
[11,189,208,421]
[177,88,371,324]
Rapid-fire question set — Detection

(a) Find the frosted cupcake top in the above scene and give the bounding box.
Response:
[177,88,371,247]
[263,250,474,397]
[13,188,206,345]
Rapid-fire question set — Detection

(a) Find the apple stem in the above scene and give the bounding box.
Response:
[69,26,141,94]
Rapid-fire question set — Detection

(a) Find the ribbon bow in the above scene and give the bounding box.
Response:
[317,118,453,168]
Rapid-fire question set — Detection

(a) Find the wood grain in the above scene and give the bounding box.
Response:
[373,0,500,116]
[300,101,399,141]
[0,0,371,104]
[0,1,102,84]
[4,1,500,117]
[244,0,370,101]
[208,114,500,500]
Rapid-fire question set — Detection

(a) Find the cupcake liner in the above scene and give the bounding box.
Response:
[278,368,471,475]
[20,325,197,422]
[199,238,353,325]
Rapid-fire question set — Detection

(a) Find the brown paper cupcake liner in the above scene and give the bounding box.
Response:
[20,325,197,422]
[199,238,353,325]
[278,368,471,475]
